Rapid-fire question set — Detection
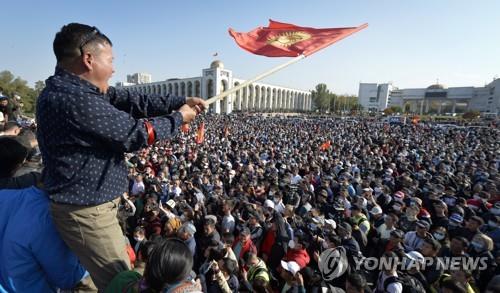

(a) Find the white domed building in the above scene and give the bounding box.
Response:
[358,79,500,115]
[117,60,312,114]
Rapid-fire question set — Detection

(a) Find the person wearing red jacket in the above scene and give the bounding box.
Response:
[260,222,277,262]
[283,234,310,269]
[233,227,257,260]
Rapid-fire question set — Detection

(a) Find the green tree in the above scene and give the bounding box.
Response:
[462,111,480,120]
[403,102,411,113]
[311,83,331,112]
[334,94,359,113]
[383,106,402,116]
[383,107,395,115]
[34,80,46,96]
[329,93,338,112]
[392,106,402,113]
[0,70,38,114]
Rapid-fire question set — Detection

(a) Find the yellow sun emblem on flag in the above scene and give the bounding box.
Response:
[267,31,311,47]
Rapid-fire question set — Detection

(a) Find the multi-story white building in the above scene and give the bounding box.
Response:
[117,61,312,114]
[127,73,152,85]
[358,79,500,115]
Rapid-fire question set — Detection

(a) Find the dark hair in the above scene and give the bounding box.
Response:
[253,277,272,293]
[424,238,442,252]
[144,238,193,291]
[452,236,470,248]
[134,226,146,234]
[222,257,238,275]
[440,278,467,293]
[222,232,235,245]
[138,240,157,262]
[326,234,342,247]
[53,23,112,63]
[346,273,367,291]
[244,251,258,264]
[469,216,484,226]
[0,137,28,178]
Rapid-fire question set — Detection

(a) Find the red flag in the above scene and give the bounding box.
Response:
[229,20,367,57]
[319,140,331,151]
[195,122,205,144]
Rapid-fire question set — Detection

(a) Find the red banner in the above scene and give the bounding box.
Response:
[319,140,331,151]
[195,122,205,144]
[229,20,367,57]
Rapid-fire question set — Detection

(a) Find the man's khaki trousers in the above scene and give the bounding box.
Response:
[50,198,131,291]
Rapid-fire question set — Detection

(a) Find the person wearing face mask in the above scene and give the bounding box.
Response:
[430,226,449,252]
[481,215,500,250]
[468,234,497,292]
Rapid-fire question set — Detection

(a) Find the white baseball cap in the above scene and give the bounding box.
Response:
[370,206,383,215]
[324,219,337,229]
[264,199,275,209]
[405,251,425,266]
[281,260,300,276]
[166,200,176,209]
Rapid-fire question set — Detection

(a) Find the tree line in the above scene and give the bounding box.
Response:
[310,83,361,114]
[0,70,45,115]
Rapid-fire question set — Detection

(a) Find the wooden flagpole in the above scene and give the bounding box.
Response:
[205,54,306,106]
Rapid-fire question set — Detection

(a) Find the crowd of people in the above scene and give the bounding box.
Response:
[2,106,500,293]
[1,22,500,293]
[99,113,499,293]
[3,108,500,293]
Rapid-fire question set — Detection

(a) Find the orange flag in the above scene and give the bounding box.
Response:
[411,115,420,125]
[223,126,230,138]
[229,20,368,57]
[319,140,331,151]
[195,122,205,144]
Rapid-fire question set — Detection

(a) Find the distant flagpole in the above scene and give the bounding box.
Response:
[205,54,305,106]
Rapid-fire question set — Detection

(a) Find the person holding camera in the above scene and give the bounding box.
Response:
[201,259,239,293]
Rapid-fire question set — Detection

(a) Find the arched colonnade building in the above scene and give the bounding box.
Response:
[117,60,312,114]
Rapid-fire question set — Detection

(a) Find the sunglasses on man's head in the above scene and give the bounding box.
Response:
[79,27,100,56]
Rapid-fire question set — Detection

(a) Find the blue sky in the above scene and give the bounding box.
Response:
[1,0,499,95]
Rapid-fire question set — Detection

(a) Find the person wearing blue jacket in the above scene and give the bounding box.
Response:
[0,186,91,292]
